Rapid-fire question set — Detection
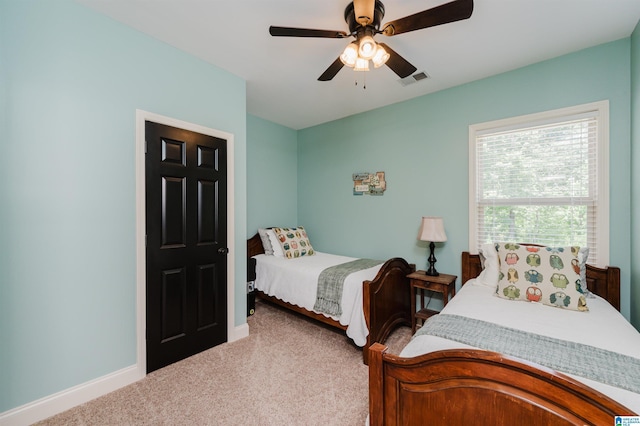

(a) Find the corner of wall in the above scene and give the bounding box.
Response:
[630,18,640,331]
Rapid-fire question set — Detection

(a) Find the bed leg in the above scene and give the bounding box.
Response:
[368,343,386,426]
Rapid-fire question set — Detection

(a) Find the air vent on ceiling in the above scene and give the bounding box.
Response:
[398,71,430,87]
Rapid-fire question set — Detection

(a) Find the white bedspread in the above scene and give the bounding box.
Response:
[400,281,640,413]
[253,252,383,347]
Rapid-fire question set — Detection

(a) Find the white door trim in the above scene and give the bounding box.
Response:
[135,109,237,375]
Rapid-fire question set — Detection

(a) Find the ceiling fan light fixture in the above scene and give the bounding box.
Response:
[340,42,359,67]
[354,57,370,72]
[372,45,390,68]
[270,0,475,82]
[358,35,377,60]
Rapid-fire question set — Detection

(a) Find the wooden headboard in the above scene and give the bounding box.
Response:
[461,251,621,311]
[247,232,265,258]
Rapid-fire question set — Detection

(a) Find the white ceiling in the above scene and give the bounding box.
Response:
[78,0,640,130]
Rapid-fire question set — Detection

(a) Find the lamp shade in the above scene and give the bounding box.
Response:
[417,217,447,242]
[358,35,377,60]
[371,45,390,68]
[340,43,358,67]
[354,57,369,72]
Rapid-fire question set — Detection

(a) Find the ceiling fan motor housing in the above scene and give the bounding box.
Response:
[344,0,385,33]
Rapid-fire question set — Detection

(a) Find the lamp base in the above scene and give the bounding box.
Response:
[425,241,439,276]
[425,266,440,277]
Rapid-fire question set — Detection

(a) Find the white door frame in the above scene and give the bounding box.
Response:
[135,109,237,375]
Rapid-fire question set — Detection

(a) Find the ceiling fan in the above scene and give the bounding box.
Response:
[269,0,473,81]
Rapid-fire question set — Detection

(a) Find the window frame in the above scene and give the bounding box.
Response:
[468,101,610,267]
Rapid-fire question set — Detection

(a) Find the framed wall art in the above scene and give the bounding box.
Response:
[353,171,386,196]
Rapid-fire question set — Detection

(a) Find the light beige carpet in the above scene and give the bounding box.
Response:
[36,300,412,425]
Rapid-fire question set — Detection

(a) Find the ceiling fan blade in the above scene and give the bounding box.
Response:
[378,43,417,78]
[353,0,376,26]
[318,57,345,81]
[382,0,473,36]
[269,26,348,38]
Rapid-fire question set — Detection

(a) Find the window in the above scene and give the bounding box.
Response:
[469,101,609,266]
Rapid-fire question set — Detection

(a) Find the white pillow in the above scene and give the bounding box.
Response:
[258,228,274,255]
[267,229,285,257]
[575,246,590,296]
[474,243,499,288]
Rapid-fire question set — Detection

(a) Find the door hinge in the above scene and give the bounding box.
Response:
[145,140,148,154]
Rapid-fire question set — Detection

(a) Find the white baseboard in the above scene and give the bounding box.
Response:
[231,322,250,341]
[0,323,249,426]
[0,364,144,426]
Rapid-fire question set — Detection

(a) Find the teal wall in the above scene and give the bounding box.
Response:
[3,0,637,417]
[631,21,640,328]
[297,39,635,323]
[0,0,247,413]
[246,115,298,234]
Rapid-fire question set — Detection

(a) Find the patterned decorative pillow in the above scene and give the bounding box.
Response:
[271,226,315,259]
[496,242,588,312]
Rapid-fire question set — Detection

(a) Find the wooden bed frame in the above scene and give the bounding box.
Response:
[247,232,415,364]
[369,251,636,425]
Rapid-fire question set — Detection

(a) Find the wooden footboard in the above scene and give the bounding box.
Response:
[247,232,414,364]
[369,343,635,425]
[362,257,414,364]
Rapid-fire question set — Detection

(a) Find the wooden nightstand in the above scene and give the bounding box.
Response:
[407,271,457,333]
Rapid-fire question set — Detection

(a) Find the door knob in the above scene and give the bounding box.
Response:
[218,247,229,254]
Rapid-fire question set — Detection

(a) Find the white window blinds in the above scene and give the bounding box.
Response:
[469,102,609,266]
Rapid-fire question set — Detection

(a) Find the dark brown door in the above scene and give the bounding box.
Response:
[145,121,227,373]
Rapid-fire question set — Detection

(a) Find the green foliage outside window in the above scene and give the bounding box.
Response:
[481,205,588,247]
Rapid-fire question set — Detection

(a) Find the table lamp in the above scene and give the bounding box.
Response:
[417,216,447,276]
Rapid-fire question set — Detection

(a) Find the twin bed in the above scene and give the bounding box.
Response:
[369,250,640,424]
[247,229,413,364]
[247,231,640,423]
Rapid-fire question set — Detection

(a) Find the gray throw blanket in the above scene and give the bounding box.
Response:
[313,259,382,317]
[416,314,640,394]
